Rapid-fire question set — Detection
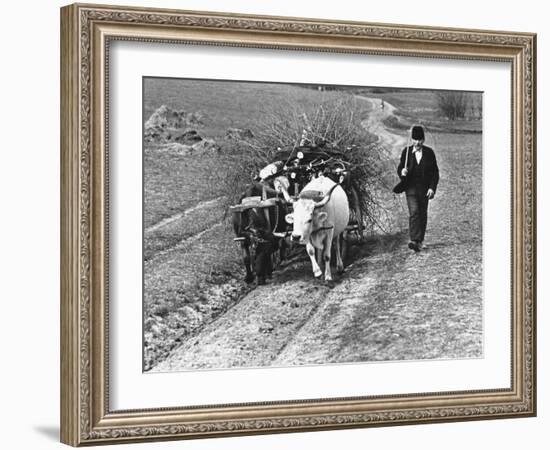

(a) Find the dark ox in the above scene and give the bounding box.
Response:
[231,182,288,285]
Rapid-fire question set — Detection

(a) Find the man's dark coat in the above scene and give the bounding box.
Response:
[396,145,440,195]
[396,145,440,244]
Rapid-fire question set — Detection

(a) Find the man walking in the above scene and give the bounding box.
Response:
[397,125,439,252]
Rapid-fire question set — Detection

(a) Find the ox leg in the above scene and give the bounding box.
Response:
[323,230,335,282]
[334,234,344,274]
[315,248,323,270]
[255,248,267,286]
[279,238,287,262]
[265,243,274,279]
[306,242,323,278]
[241,241,255,284]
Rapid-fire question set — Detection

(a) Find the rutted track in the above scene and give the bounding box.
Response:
[152,246,399,372]
[145,196,226,234]
[358,96,407,155]
[144,196,227,262]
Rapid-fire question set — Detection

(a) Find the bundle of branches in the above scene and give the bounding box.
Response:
[222,92,393,233]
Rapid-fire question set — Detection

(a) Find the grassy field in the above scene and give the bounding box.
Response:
[143,78,483,371]
[357,87,482,134]
[143,78,368,139]
[144,150,224,228]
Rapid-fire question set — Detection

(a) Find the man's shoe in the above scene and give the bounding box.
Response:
[408,241,420,252]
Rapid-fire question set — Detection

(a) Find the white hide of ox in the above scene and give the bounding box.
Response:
[286,176,350,281]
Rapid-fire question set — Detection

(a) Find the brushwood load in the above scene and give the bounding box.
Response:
[254,141,365,234]
[228,140,374,285]
[224,98,392,284]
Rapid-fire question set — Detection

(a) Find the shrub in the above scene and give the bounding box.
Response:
[436,91,469,120]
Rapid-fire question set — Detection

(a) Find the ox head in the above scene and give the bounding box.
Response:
[285,191,332,244]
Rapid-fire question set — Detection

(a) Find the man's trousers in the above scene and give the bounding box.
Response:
[406,191,429,243]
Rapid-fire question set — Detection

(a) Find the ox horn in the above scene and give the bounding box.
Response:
[314,183,339,209]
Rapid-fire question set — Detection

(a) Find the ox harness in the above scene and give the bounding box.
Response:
[297,181,339,203]
[230,184,285,244]
[231,179,340,243]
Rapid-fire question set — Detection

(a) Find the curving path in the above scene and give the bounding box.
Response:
[358,96,407,154]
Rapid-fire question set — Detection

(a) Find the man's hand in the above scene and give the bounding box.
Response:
[401,168,408,177]
[426,189,435,199]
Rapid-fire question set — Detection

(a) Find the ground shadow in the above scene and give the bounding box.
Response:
[266,229,408,286]
[346,229,408,263]
[33,425,59,441]
[422,241,451,250]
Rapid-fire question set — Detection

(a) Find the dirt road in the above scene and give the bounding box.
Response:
[359,96,407,152]
[151,97,483,372]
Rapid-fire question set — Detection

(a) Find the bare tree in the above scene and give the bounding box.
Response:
[436,91,469,120]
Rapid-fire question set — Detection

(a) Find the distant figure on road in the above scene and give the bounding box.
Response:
[380,99,385,110]
[397,125,439,252]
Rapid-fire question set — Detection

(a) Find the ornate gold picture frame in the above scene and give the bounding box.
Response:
[61,3,536,446]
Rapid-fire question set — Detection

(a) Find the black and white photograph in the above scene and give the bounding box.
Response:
[142,77,483,373]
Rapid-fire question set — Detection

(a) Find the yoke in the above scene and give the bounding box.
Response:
[229,196,280,213]
[230,195,286,241]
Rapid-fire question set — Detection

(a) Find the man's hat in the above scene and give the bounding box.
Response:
[411,125,425,140]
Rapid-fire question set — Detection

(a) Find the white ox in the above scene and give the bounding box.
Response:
[285,176,349,281]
